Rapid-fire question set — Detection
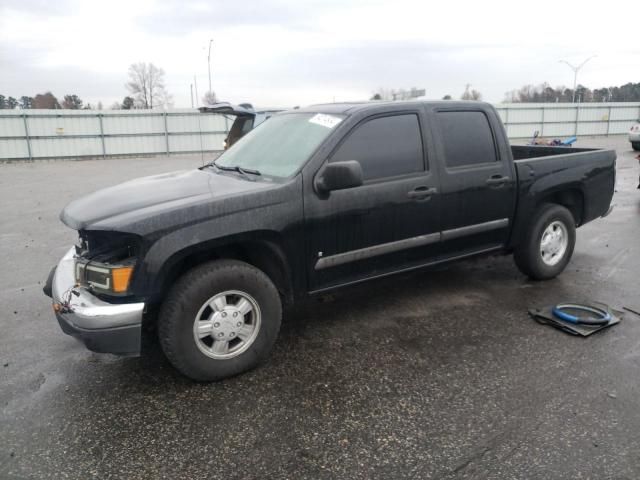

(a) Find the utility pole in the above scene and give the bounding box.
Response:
[559,56,596,103]
[194,76,199,107]
[207,39,213,94]
[190,83,194,108]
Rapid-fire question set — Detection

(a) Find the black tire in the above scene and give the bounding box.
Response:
[632,142,640,151]
[513,203,576,280]
[158,259,282,381]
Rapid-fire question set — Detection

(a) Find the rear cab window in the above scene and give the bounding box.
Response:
[436,111,498,168]
[330,113,425,181]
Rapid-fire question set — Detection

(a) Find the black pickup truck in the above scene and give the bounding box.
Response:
[44,101,616,381]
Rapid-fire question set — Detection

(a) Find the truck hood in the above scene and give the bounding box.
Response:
[60,168,274,232]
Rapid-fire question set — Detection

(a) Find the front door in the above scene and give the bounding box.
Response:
[303,111,442,292]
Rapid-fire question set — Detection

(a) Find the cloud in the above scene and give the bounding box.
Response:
[1,56,126,105]
[1,0,78,16]
[137,0,324,35]
[1,0,638,107]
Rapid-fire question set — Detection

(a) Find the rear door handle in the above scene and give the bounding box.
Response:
[407,186,437,200]
[486,175,510,186]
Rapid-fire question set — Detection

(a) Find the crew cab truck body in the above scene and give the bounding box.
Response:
[44,101,616,381]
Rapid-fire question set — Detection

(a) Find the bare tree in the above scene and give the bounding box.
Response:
[202,90,218,105]
[370,87,424,101]
[121,96,135,110]
[0,95,19,109]
[18,96,32,109]
[62,94,83,109]
[461,84,482,101]
[33,92,61,109]
[126,62,171,109]
[370,88,392,100]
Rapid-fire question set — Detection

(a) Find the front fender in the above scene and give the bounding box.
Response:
[129,182,304,300]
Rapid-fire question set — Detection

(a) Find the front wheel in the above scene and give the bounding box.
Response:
[514,204,576,280]
[158,260,282,381]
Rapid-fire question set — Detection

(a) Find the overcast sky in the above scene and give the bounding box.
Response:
[1,0,639,108]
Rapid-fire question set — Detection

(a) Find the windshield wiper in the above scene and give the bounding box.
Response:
[235,165,261,176]
[210,161,261,178]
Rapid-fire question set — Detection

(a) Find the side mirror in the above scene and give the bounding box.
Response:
[315,160,363,193]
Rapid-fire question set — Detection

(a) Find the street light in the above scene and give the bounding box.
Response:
[559,55,596,103]
[207,39,213,94]
[194,75,199,107]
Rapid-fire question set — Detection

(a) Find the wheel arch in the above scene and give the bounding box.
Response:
[509,186,584,250]
[536,187,584,226]
[148,231,296,307]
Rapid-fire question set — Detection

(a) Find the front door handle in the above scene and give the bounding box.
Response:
[407,186,437,200]
[486,175,510,186]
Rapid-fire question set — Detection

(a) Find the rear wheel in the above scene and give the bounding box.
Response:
[514,203,576,280]
[632,142,640,151]
[158,260,282,381]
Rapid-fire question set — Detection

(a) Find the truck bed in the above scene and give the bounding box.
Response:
[512,144,599,160]
[508,144,616,249]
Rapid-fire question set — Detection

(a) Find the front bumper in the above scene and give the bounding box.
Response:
[46,247,144,355]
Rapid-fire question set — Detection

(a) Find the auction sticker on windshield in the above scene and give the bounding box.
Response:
[308,113,343,129]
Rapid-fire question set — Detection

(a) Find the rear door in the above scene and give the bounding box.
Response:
[304,110,442,292]
[432,108,516,256]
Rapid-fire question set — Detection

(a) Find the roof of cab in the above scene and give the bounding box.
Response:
[292,100,490,115]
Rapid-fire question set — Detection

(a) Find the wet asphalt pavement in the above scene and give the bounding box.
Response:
[1,137,639,480]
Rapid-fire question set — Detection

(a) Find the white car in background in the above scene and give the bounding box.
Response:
[629,123,640,151]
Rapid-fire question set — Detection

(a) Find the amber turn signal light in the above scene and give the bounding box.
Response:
[112,267,134,293]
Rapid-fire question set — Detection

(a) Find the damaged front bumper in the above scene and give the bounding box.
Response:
[45,247,144,355]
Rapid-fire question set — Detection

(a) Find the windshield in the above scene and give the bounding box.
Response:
[215,112,344,178]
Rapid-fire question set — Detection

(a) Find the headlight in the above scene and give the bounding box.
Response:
[75,258,136,295]
[73,231,142,295]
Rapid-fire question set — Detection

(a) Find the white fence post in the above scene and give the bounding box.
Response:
[22,113,32,161]
[503,108,510,137]
[98,113,106,158]
[164,111,170,156]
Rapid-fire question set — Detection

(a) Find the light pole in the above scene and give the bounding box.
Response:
[207,39,213,94]
[559,55,596,103]
[194,76,199,107]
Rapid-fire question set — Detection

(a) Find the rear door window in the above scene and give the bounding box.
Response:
[330,114,424,181]
[436,111,498,168]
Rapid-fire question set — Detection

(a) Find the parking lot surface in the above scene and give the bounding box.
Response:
[1,138,639,479]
